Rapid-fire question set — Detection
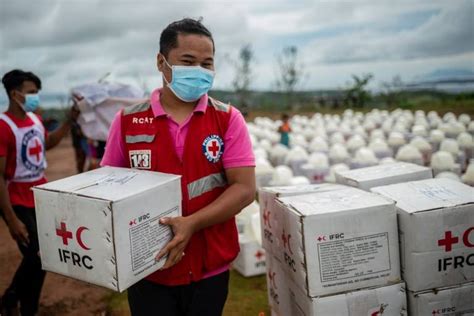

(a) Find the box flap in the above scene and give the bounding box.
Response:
[371,178,474,213]
[259,183,346,196]
[277,187,393,216]
[336,162,431,183]
[33,166,181,202]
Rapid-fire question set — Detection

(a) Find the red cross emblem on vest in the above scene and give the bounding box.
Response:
[208,141,220,157]
[28,138,43,162]
[202,135,224,163]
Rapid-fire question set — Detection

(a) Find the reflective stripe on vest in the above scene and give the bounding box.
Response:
[125,134,155,143]
[187,172,227,200]
[208,97,230,112]
[123,102,150,115]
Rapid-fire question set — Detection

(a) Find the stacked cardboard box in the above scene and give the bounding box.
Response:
[233,234,267,277]
[372,178,474,315]
[266,255,407,316]
[258,183,346,257]
[233,201,267,277]
[259,185,406,315]
[33,167,181,292]
[407,282,474,315]
[335,162,433,191]
[238,184,346,278]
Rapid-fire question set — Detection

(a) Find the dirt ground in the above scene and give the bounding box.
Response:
[0,138,112,315]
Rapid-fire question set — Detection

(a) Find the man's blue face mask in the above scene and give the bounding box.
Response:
[162,57,215,102]
[17,92,40,112]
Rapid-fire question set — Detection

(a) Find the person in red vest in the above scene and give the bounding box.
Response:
[101,18,256,315]
[0,69,78,316]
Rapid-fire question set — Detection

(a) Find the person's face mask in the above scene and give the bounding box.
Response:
[16,91,40,112]
[162,56,215,102]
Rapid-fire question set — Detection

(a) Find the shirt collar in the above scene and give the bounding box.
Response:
[150,88,208,117]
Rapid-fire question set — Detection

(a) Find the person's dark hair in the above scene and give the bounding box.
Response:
[159,18,214,58]
[282,113,290,120]
[2,69,42,99]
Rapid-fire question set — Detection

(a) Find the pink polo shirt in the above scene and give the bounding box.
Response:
[101,88,255,279]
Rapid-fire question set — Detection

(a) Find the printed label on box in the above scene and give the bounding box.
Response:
[129,206,177,273]
[317,232,391,284]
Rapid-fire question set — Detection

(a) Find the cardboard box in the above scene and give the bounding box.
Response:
[289,279,407,316]
[273,187,401,297]
[233,235,266,277]
[335,162,433,191]
[266,254,407,316]
[372,178,474,292]
[258,184,346,256]
[266,254,291,316]
[408,282,474,316]
[33,166,181,292]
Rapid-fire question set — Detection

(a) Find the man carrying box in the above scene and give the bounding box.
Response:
[0,69,78,316]
[101,18,256,315]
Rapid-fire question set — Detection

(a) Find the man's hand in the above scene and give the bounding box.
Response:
[45,104,80,150]
[155,216,196,270]
[68,105,80,122]
[7,216,29,246]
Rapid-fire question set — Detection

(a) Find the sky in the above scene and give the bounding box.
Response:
[0,0,473,103]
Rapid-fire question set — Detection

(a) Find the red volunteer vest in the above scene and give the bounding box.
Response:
[121,97,240,285]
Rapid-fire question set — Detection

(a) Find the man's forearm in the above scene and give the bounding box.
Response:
[0,178,16,224]
[188,182,255,232]
[46,120,71,150]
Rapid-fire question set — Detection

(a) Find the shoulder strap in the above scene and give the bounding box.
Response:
[123,102,151,116]
[26,112,42,126]
[0,113,19,132]
[207,97,231,113]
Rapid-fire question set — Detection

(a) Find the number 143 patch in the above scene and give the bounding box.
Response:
[129,150,151,169]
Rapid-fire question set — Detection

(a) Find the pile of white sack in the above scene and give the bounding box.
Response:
[248,109,474,187]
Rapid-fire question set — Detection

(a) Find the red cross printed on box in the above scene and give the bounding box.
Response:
[56,222,73,245]
[28,138,42,162]
[281,229,293,254]
[313,174,325,181]
[268,270,277,289]
[438,231,459,252]
[254,250,265,260]
[263,209,271,228]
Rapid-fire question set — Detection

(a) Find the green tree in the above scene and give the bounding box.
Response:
[275,46,303,108]
[231,44,254,113]
[345,73,373,108]
[380,75,404,107]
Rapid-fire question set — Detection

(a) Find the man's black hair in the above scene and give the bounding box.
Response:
[160,18,214,58]
[2,69,42,99]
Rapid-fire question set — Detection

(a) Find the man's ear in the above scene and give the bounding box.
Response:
[10,89,20,102]
[157,53,165,72]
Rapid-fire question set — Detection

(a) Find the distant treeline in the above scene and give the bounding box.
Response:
[41,89,474,123]
[210,89,474,116]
